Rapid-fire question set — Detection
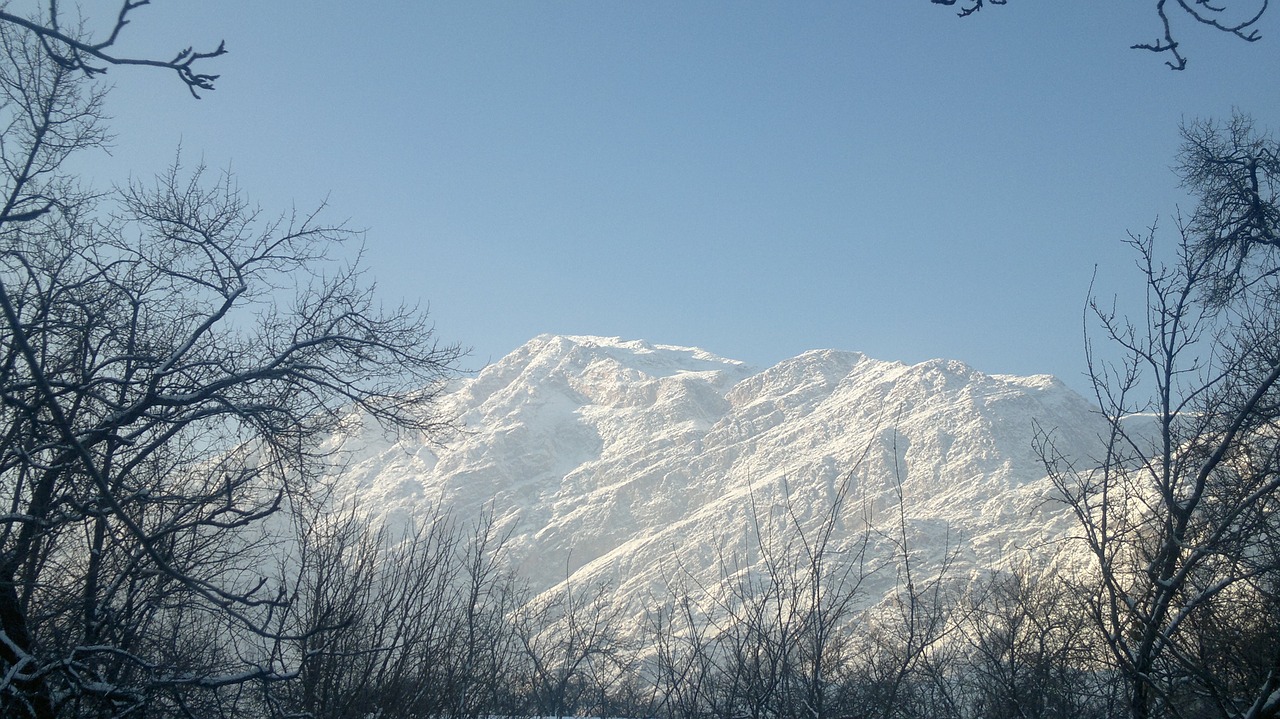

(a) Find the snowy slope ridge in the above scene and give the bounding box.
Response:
[329,334,1107,617]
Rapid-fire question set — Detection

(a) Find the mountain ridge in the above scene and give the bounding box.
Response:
[329,334,1106,616]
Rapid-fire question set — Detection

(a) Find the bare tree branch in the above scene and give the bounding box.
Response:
[935,0,1270,69]
[0,1,225,97]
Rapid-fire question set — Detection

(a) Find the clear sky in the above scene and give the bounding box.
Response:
[62,1,1280,393]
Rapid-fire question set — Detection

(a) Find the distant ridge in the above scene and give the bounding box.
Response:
[328,335,1107,618]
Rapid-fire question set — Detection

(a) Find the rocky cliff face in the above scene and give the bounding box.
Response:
[326,334,1107,617]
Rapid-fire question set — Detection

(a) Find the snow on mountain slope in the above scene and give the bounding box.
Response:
[328,334,1108,617]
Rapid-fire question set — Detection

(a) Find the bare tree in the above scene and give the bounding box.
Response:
[839,456,960,719]
[515,574,631,719]
[1039,115,1280,719]
[931,0,1270,70]
[0,17,461,717]
[0,1,225,96]
[1178,114,1280,301]
[282,505,523,719]
[645,591,720,719]
[954,567,1118,719]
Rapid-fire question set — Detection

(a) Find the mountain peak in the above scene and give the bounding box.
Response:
[531,333,737,358]
[335,336,1105,615]
[511,334,752,378]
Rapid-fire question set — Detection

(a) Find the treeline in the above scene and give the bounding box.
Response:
[258,468,1263,719]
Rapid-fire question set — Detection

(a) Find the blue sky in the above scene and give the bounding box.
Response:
[66,1,1280,392]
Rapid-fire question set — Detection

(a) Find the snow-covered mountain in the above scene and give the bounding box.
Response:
[328,334,1107,617]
